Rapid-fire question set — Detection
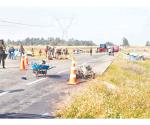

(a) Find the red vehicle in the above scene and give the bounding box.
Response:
[97,44,107,52]
[112,45,119,52]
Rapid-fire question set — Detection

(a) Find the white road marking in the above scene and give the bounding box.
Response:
[26,78,46,86]
[0,91,9,97]
[42,112,50,116]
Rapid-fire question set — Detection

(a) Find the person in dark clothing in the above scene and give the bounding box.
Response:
[45,46,49,57]
[0,39,6,68]
[52,47,55,58]
[31,48,34,57]
[90,48,92,56]
[8,47,15,59]
[19,45,25,60]
[8,47,11,59]
[65,48,68,55]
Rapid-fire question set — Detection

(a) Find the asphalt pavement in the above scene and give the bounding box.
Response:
[0,53,115,118]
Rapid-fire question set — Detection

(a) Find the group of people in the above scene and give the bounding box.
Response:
[44,46,68,59]
[0,39,25,68]
[0,41,93,68]
[8,45,25,60]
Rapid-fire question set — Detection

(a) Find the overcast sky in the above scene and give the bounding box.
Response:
[0,6,150,45]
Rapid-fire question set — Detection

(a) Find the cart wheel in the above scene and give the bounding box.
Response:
[44,71,47,77]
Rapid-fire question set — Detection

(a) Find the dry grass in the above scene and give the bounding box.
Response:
[56,52,150,118]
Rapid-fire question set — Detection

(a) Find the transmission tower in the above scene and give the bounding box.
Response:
[54,17,75,40]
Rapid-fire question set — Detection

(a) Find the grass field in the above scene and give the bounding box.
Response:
[56,52,150,118]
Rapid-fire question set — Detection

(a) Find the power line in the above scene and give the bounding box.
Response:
[0,19,54,28]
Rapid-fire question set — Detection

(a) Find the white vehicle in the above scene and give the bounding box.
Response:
[73,49,83,54]
[26,51,32,56]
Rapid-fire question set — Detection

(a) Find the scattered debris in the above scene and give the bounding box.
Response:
[123,52,145,61]
[76,65,95,79]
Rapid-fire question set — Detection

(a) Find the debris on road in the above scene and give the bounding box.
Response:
[76,64,95,79]
[123,52,145,61]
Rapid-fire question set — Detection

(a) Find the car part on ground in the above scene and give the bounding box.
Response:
[76,65,95,79]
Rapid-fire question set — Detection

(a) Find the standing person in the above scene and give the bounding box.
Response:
[48,47,52,60]
[9,46,15,60]
[45,46,49,57]
[52,47,55,58]
[31,48,34,57]
[0,39,6,68]
[108,47,112,56]
[39,49,42,56]
[90,48,92,56]
[8,47,12,59]
[13,48,18,60]
[19,45,25,60]
[65,48,68,55]
[53,47,56,58]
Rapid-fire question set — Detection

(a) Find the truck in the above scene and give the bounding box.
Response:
[97,44,108,53]
[97,43,119,53]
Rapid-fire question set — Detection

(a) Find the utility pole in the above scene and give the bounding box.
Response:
[54,17,75,40]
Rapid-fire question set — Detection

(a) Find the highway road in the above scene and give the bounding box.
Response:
[0,53,114,118]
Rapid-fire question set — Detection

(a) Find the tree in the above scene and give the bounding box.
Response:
[105,41,114,46]
[146,41,150,46]
[6,37,96,46]
[122,37,130,46]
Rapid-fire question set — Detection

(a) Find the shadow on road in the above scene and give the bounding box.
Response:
[0,90,5,93]
[0,113,55,119]
[4,67,19,69]
[8,89,24,93]
[46,75,61,79]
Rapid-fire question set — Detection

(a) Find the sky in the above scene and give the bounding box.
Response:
[0,6,150,45]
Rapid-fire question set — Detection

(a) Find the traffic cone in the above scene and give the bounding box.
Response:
[24,55,29,70]
[68,59,78,85]
[24,55,29,65]
[20,57,25,70]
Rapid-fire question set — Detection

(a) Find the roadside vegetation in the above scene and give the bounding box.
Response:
[6,37,96,46]
[56,52,150,118]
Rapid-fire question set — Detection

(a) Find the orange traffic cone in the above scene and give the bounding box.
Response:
[20,57,25,70]
[68,59,78,85]
[24,55,29,69]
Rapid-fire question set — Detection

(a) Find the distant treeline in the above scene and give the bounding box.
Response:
[6,37,96,46]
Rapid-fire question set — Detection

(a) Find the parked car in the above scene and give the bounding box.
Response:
[26,51,33,56]
[73,49,83,54]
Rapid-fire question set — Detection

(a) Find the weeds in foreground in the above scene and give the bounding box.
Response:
[56,53,150,118]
